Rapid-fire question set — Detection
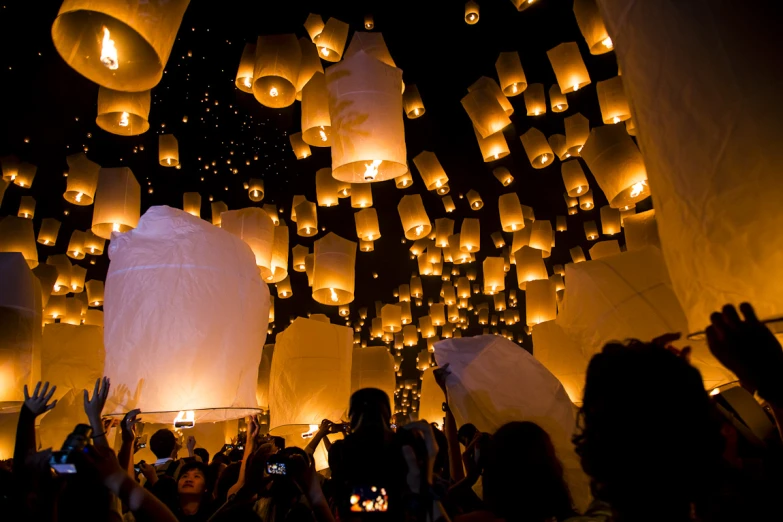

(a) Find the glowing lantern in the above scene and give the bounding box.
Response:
[412,151,449,191]
[569,246,586,264]
[315,17,349,62]
[403,84,425,119]
[460,218,480,253]
[398,284,411,302]
[1,156,19,185]
[85,279,104,307]
[398,195,431,240]
[182,192,201,218]
[410,276,423,299]
[524,83,547,116]
[584,220,599,240]
[316,168,340,207]
[351,344,395,403]
[354,208,381,242]
[547,42,591,94]
[624,210,659,252]
[17,196,35,219]
[235,43,256,93]
[312,233,356,306]
[48,255,72,295]
[461,88,511,139]
[579,189,594,210]
[474,128,510,162]
[549,84,568,113]
[69,266,86,294]
[222,208,275,274]
[158,134,179,167]
[91,167,140,239]
[464,1,480,23]
[596,76,630,124]
[247,179,264,203]
[64,153,100,205]
[547,134,568,162]
[303,13,324,42]
[382,304,402,333]
[66,230,86,260]
[288,245,307,273]
[268,224,291,284]
[498,193,524,233]
[399,301,413,325]
[351,183,373,208]
[252,34,301,109]
[520,127,554,168]
[492,167,514,186]
[427,303,445,326]
[573,0,612,55]
[304,253,314,287]
[326,51,406,183]
[289,132,312,160]
[620,206,637,226]
[561,160,590,197]
[419,316,435,338]
[467,190,483,210]
[434,219,454,248]
[483,257,505,295]
[211,201,228,227]
[581,125,650,209]
[276,276,293,299]
[565,113,589,157]
[556,216,567,232]
[360,239,374,252]
[439,197,454,214]
[37,218,60,246]
[529,221,553,256]
[418,254,433,275]
[495,51,527,96]
[525,280,556,328]
[589,240,621,260]
[403,324,418,346]
[263,204,279,226]
[296,37,323,101]
[600,206,621,235]
[469,77,513,116]
[516,246,547,291]
[491,231,505,249]
[395,170,413,189]
[362,14,375,30]
[295,201,318,238]
[344,32,398,76]
[302,72,332,146]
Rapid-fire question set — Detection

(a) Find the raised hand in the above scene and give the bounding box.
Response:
[121,409,142,443]
[187,435,197,455]
[84,376,111,421]
[23,381,57,417]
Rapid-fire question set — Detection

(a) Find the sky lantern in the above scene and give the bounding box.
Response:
[395,170,413,189]
[48,255,72,295]
[221,208,275,275]
[459,218,480,253]
[526,279,557,326]
[182,192,201,218]
[584,220,599,240]
[589,240,621,260]
[37,218,60,246]
[302,72,332,146]
[474,128,510,162]
[403,84,426,119]
[529,221,553,257]
[315,168,339,207]
[466,189,483,210]
[292,245,309,272]
[461,88,511,139]
[556,216,567,232]
[253,34,301,109]
[412,151,449,192]
[64,153,100,206]
[314,17,349,61]
[524,83,547,116]
[91,167,140,240]
[464,1,480,24]
[69,265,86,294]
[276,276,293,299]
[398,194,431,240]
[579,189,594,210]
[354,208,381,242]
[295,200,318,237]
[96,87,150,136]
[403,324,418,346]
[548,134,569,161]
[211,201,228,227]
[562,160,590,197]
[263,223,289,284]
[520,127,554,168]
[235,42,256,93]
[496,51,527,96]
[312,232,356,306]
[573,0,613,55]
[434,218,454,247]
[469,77,513,116]
[17,197,35,219]
[515,245,547,290]
[85,280,104,307]
[66,230,86,260]
[600,206,622,235]
[570,246,587,263]
[549,84,568,112]
[350,183,373,208]
[382,304,402,333]
[351,345,395,402]
[565,113,589,157]
[360,239,374,252]
[289,132,312,160]
[303,13,324,42]
[483,257,505,295]
[158,134,179,167]
[596,76,631,124]
[248,179,264,202]
[547,42,591,94]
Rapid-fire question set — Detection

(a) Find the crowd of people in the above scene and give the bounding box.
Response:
[2,302,782,522]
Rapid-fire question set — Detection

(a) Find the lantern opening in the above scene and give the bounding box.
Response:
[174,410,195,429]
[269,87,279,97]
[100,27,118,70]
[602,37,613,49]
[301,424,320,438]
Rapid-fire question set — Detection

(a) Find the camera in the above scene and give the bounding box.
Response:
[265,448,307,477]
[266,461,287,475]
[349,485,389,512]
[133,460,146,475]
[49,423,92,475]
[135,434,148,449]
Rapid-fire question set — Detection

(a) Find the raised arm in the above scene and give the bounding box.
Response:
[433,365,464,482]
[83,377,111,448]
[14,382,57,485]
[118,409,141,477]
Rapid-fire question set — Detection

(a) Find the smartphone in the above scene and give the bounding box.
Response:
[136,434,148,449]
[349,486,389,512]
[266,462,286,475]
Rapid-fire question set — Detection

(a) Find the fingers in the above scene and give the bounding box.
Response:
[101,377,110,398]
[92,378,101,401]
[739,302,759,323]
[40,381,49,398]
[46,400,57,412]
[710,312,727,341]
[83,389,90,408]
[722,304,742,330]
[44,384,56,403]
[33,381,41,398]
[24,384,30,401]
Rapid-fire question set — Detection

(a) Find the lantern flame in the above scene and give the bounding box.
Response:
[577,186,583,194]
[363,159,382,181]
[413,108,419,116]
[534,109,540,116]
[301,424,320,438]
[75,192,83,203]
[118,112,129,127]
[602,37,613,49]
[573,83,579,92]
[72,283,78,290]
[100,27,118,70]
[269,87,279,97]
[630,181,646,198]
[511,84,518,94]
[319,128,328,142]
[112,223,120,232]
[320,47,330,57]
[174,410,195,428]
[252,190,258,197]
[43,239,49,245]
[243,77,251,88]
[54,284,61,292]
[541,154,548,164]
[613,116,620,124]
[90,247,95,253]
[330,288,339,302]
[414,225,424,236]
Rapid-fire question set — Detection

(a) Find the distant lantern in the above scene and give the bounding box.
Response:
[222,208,275,274]
[303,13,325,42]
[295,201,318,237]
[364,14,375,30]
[70,265,86,293]
[66,230,86,260]
[17,196,35,219]
[211,201,228,227]
[573,0,613,54]
[289,132,312,160]
[295,37,323,100]
[38,218,61,246]
[312,233,356,305]
[315,17,349,61]
[524,83,547,116]
[382,304,402,332]
[265,224,289,283]
[418,254,433,275]
[442,196,455,213]
[474,128,510,162]
[529,221,553,256]
[589,240,621,260]
[584,220,599,240]
[461,88,511,139]
[491,168,513,187]
[579,189,594,210]
[565,113,590,157]
[91,167,140,239]
[48,255,72,294]
[8,162,35,189]
[292,245,309,272]
[420,316,436,338]
[496,51,527,96]
[302,72,332,146]
[403,324,418,346]
[1,155,19,185]
[339,304,350,317]
[398,195,431,240]
[354,208,381,241]
[556,216,567,232]
[315,168,340,207]
[291,195,306,222]
[434,218,454,247]
[547,42,591,94]
[562,160,590,197]
[395,170,413,189]
[469,77,513,116]
[360,239,374,252]
[86,280,104,307]
[570,246,586,263]
[351,183,373,208]
[548,134,569,161]
[400,301,412,324]
[465,1,479,24]
[460,218,480,253]
[44,295,66,320]
[483,257,505,294]
[403,84,426,119]
[410,276,423,298]
[427,246,442,265]
[248,179,265,202]
[326,51,406,183]
[549,84,568,112]
[520,128,554,169]
[95,87,151,136]
[466,190,483,210]
[412,151,449,191]
[600,206,621,235]
[158,134,179,167]
[581,125,650,209]
[235,43,256,93]
[515,246,547,290]
[277,276,293,299]
[263,204,279,226]
[64,153,100,205]
[0,217,38,268]
[491,231,505,248]
[398,284,411,302]
[526,279,557,326]
[183,192,201,218]
[597,76,630,124]
[253,34,301,109]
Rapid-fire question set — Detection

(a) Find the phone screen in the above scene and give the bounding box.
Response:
[266,462,286,475]
[51,463,77,474]
[349,486,389,512]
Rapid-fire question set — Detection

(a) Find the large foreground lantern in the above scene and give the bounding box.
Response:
[351,346,395,399]
[302,72,332,146]
[235,43,256,93]
[312,233,356,305]
[221,208,275,274]
[574,0,613,54]
[547,42,591,94]
[64,153,100,205]
[51,0,189,91]
[104,206,268,424]
[253,34,301,109]
[91,167,140,239]
[96,87,150,136]
[0,217,38,268]
[326,51,407,183]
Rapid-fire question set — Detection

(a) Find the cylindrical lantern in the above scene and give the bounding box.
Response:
[549,84,568,113]
[579,189,594,210]
[211,201,228,227]
[17,196,35,219]
[398,284,411,302]
[461,88,511,139]
[412,151,449,191]
[456,277,471,299]
[515,246,547,290]
[491,231,505,248]
[91,167,140,239]
[526,279,557,326]
[312,233,356,305]
[302,72,332,146]
[363,14,375,30]
[547,42,591,94]
[466,189,483,210]
[354,208,381,241]
[483,257,505,294]
[66,230,86,260]
[314,17,349,61]
[410,276,423,298]
[524,83,547,116]
[499,193,524,232]
[289,132,311,160]
[529,221,553,256]
[496,51,527,96]
[2,160,35,188]
[398,195,431,240]
[85,280,104,307]
[235,42,256,93]
[263,204,279,226]
[295,201,318,237]
[296,37,323,100]
[244,179,264,203]
[562,160,590,197]
[326,51,406,183]
[395,170,413,189]
[183,192,201,218]
[82,231,104,256]
[70,265,86,293]
[433,219,453,248]
[573,0,613,55]
[38,218,61,246]
[264,223,290,284]
[570,246,587,263]
[428,303,445,326]
[419,316,436,338]
[442,196,456,213]
[382,304,402,332]
[360,239,374,252]
[600,205,621,235]
[277,276,293,299]
[556,216,567,232]
[520,127,554,168]
[64,153,100,205]
[48,255,72,295]
[548,134,569,161]
[581,124,650,209]
[597,76,630,124]
[403,324,418,346]
[469,77,513,116]
[253,34,301,109]
[460,218,480,253]
[316,168,339,207]
[565,113,590,157]
[303,13,324,42]
[492,167,514,186]
[584,220,599,240]
[158,134,179,167]
[465,0,479,23]
[403,84,426,119]
[474,128,510,162]
[350,182,373,208]
[95,87,151,136]
[222,208,275,274]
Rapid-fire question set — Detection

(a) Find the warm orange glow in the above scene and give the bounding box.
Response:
[100,27,118,70]
[173,410,195,428]
[118,111,129,127]
[602,37,613,49]
[630,181,646,198]
[364,159,382,181]
[112,222,120,232]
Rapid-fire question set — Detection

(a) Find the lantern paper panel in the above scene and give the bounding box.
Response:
[597,75,631,124]
[314,17,349,62]
[589,240,621,260]
[158,134,179,167]
[0,217,39,269]
[623,210,660,252]
[532,320,588,405]
[312,233,356,305]
[344,32,398,72]
[547,42,591,94]
[64,153,100,205]
[235,43,256,93]
[351,346,395,399]
[253,34,301,108]
[302,72,332,146]
[295,37,323,100]
[496,51,527,96]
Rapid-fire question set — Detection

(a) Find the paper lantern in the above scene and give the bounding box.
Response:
[529,221,553,256]
[290,195,305,223]
[61,297,83,325]
[556,216,567,232]
[579,189,594,210]
[403,84,426,119]
[455,277,471,299]
[235,42,256,93]
[546,136,566,164]
[395,170,414,189]
[0,217,38,269]
[326,51,406,183]
[547,42,591,94]
[442,196,456,213]
[549,85,568,113]
[211,201,228,227]
[287,245,306,274]
[562,160,590,197]
[460,218,480,253]
[260,204,278,226]
[520,127,554,168]
[158,134,179,167]
[412,151,449,191]
[344,31,399,79]
[312,233,356,305]
[47,255,72,295]
[581,124,650,209]
[410,276,423,298]
[303,13,324,41]
[315,168,339,207]
[402,324,418,346]
[289,132,311,160]
[382,304,402,333]
[573,0,613,54]
[431,218,452,248]
[510,0,538,11]
[347,183,372,209]
[9,161,34,189]
[624,210,659,252]
[266,223,290,284]
[600,205,621,235]
[474,128,510,162]
[568,246,585,264]
[483,257,505,295]
[356,239,372,253]
[526,279,557,326]
[351,345,395,403]
[103,207,267,424]
[302,72,332,146]
[64,153,100,205]
[295,37,323,100]
[466,189,483,210]
[596,76,630,125]
[524,83,547,116]
[181,192,201,218]
[84,279,104,307]
[80,231,103,256]
[354,208,381,242]
[66,230,86,260]
[461,88,511,139]
[1,156,18,185]
[398,195,431,240]
[17,196,35,219]
[584,220,599,240]
[252,34,301,108]
[37,218,60,246]
[295,201,318,237]
[497,193,524,233]
[398,284,411,303]
[515,246,547,290]
[469,77,513,116]
[495,51,527,96]
[314,17,348,61]
[589,240,621,260]
[82,309,102,326]
[489,231,504,249]
[492,166,514,186]
[620,206,637,226]
[418,316,435,339]
[564,113,590,157]
[276,276,293,299]
[222,208,275,274]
